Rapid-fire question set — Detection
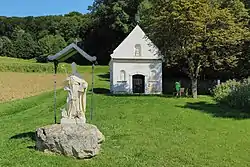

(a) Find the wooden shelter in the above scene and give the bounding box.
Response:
[48,43,97,123]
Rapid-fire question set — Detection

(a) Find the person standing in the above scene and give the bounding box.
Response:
[175,81,181,97]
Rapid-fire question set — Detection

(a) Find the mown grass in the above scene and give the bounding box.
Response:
[0,56,108,73]
[1,71,250,166]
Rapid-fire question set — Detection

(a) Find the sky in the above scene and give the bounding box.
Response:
[0,0,94,17]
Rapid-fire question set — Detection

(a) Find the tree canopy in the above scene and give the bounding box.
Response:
[143,0,250,98]
[0,12,91,61]
[83,0,144,64]
[38,35,67,56]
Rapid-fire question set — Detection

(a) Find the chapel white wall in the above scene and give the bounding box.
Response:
[109,61,114,93]
[110,61,162,94]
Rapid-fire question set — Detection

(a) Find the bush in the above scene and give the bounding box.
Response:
[213,79,240,102]
[213,79,250,110]
[35,55,49,63]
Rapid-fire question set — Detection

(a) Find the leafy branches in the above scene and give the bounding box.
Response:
[145,0,250,98]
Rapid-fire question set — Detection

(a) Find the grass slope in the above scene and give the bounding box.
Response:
[0,56,108,73]
[0,56,109,102]
[1,73,250,166]
[0,72,66,102]
[0,70,108,103]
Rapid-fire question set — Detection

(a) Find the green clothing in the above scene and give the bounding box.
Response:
[175,82,181,91]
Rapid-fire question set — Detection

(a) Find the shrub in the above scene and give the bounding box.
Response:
[35,55,49,63]
[213,79,240,102]
[213,79,250,110]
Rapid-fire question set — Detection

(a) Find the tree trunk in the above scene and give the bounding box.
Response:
[191,77,198,98]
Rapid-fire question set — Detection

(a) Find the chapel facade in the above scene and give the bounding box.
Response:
[109,25,163,94]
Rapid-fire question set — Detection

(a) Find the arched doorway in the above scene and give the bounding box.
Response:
[132,74,145,93]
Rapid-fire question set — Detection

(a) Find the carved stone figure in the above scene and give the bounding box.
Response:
[61,62,88,124]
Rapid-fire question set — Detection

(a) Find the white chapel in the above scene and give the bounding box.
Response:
[109,25,163,94]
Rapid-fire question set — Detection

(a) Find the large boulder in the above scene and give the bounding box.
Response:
[35,123,105,159]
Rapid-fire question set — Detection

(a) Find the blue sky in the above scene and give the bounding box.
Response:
[0,0,94,17]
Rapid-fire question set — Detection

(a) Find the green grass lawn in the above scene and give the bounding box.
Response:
[0,56,108,73]
[1,70,250,166]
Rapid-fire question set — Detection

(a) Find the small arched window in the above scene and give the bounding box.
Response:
[135,44,141,57]
[120,70,126,81]
[150,70,157,80]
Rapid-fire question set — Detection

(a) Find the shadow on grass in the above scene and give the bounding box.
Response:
[98,73,110,82]
[10,132,36,141]
[93,88,180,98]
[93,88,110,94]
[10,132,36,150]
[107,94,175,98]
[178,101,250,120]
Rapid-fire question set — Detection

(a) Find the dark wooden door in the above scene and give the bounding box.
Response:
[132,75,145,93]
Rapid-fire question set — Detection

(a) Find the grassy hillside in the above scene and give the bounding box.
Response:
[0,56,108,73]
[1,70,250,166]
[0,56,109,102]
[0,72,65,102]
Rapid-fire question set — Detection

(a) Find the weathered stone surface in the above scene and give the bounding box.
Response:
[60,117,86,125]
[35,123,105,159]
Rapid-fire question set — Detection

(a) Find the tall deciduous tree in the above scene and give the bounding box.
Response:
[58,16,82,42]
[38,34,67,56]
[0,36,14,57]
[145,0,250,98]
[84,0,144,64]
[13,30,41,59]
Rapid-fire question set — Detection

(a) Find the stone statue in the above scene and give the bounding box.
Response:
[61,62,88,125]
[36,62,105,159]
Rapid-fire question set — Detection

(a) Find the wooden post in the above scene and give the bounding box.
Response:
[53,61,59,124]
[91,63,94,120]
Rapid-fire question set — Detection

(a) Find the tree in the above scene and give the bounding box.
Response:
[144,0,250,98]
[0,36,14,57]
[137,0,153,26]
[84,0,144,64]
[38,34,67,56]
[13,31,41,59]
[0,12,94,60]
[37,30,49,39]
[64,11,83,17]
[11,27,25,40]
[242,0,250,9]
[58,16,83,42]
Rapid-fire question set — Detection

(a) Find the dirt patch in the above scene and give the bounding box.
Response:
[0,72,91,102]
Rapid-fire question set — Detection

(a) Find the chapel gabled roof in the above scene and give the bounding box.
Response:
[48,43,97,63]
[112,25,143,54]
[110,25,162,60]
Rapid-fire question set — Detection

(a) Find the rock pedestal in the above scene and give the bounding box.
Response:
[60,117,86,125]
[35,123,105,159]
